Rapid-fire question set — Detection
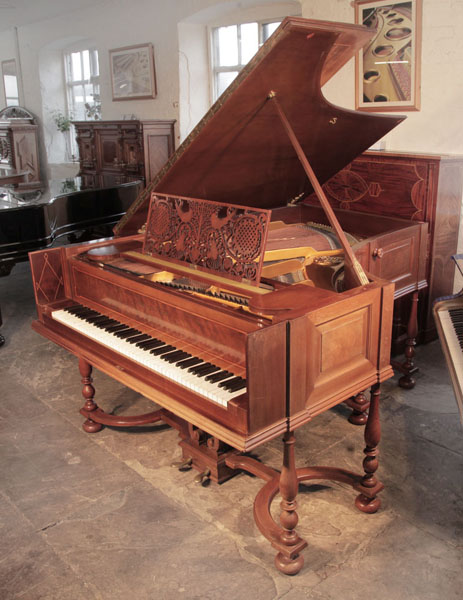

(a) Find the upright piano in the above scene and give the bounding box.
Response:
[29,18,427,574]
[434,254,463,425]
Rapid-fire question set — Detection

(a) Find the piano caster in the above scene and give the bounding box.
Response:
[194,468,211,485]
[171,457,193,471]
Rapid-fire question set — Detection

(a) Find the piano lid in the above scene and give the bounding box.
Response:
[115,17,405,237]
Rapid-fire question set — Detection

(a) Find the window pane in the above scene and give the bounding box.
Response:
[84,83,94,103]
[73,85,84,105]
[4,74,18,98]
[263,21,281,42]
[240,22,258,63]
[71,52,82,81]
[90,50,99,77]
[82,50,90,80]
[217,71,238,96]
[217,25,238,67]
[6,97,19,106]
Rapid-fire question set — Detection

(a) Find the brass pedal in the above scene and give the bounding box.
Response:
[194,468,211,485]
[171,457,193,471]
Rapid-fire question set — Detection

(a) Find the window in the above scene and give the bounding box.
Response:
[2,60,19,106]
[212,20,281,100]
[64,48,100,121]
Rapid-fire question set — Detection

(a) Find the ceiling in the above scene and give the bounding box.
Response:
[0,0,102,33]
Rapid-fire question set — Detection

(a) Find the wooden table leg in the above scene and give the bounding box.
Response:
[355,383,382,513]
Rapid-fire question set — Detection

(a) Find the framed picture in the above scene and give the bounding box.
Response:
[109,43,157,101]
[354,0,422,111]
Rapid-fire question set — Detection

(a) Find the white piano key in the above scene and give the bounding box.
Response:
[52,307,246,407]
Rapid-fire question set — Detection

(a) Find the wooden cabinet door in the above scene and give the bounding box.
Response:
[95,128,122,172]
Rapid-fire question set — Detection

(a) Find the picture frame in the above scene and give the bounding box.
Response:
[354,0,422,111]
[109,43,157,101]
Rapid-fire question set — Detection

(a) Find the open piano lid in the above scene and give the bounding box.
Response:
[115,17,405,237]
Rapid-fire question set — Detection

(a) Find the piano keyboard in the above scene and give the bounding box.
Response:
[435,306,463,401]
[52,305,247,407]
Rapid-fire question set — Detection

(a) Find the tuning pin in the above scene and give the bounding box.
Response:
[194,468,211,485]
[171,457,193,471]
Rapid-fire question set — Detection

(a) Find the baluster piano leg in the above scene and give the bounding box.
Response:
[275,430,304,575]
[346,390,369,425]
[399,290,419,389]
[355,383,382,513]
[78,358,102,433]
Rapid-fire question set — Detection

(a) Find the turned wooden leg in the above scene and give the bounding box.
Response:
[399,290,419,389]
[347,391,369,426]
[355,384,382,514]
[78,358,102,433]
[274,431,304,575]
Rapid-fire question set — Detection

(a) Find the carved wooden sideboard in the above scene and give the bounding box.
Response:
[73,119,175,188]
[309,151,463,347]
[0,106,41,187]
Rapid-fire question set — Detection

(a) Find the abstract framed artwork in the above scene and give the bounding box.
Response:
[354,0,422,111]
[109,43,157,101]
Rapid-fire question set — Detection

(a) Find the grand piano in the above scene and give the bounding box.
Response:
[29,18,428,574]
[0,177,142,346]
[0,177,142,276]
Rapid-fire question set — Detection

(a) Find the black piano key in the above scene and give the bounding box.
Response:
[188,362,212,374]
[227,379,247,392]
[150,344,176,356]
[161,350,190,363]
[105,323,127,332]
[111,326,132,336]
[137,338,164,349]
[115,328,141,339]
[77,310,99,319]
[194,365,221,377]
[176,357,203,369]
[95,318,118,328]
[87,315,110,323]
[205,370,233,383]
[218,376,245,390]
[65,305,85,314]
[126,333,151,344]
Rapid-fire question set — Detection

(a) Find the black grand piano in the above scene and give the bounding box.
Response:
[0,177,142,344]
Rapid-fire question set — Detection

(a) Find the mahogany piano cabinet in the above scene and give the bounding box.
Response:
[29,18,428,574]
